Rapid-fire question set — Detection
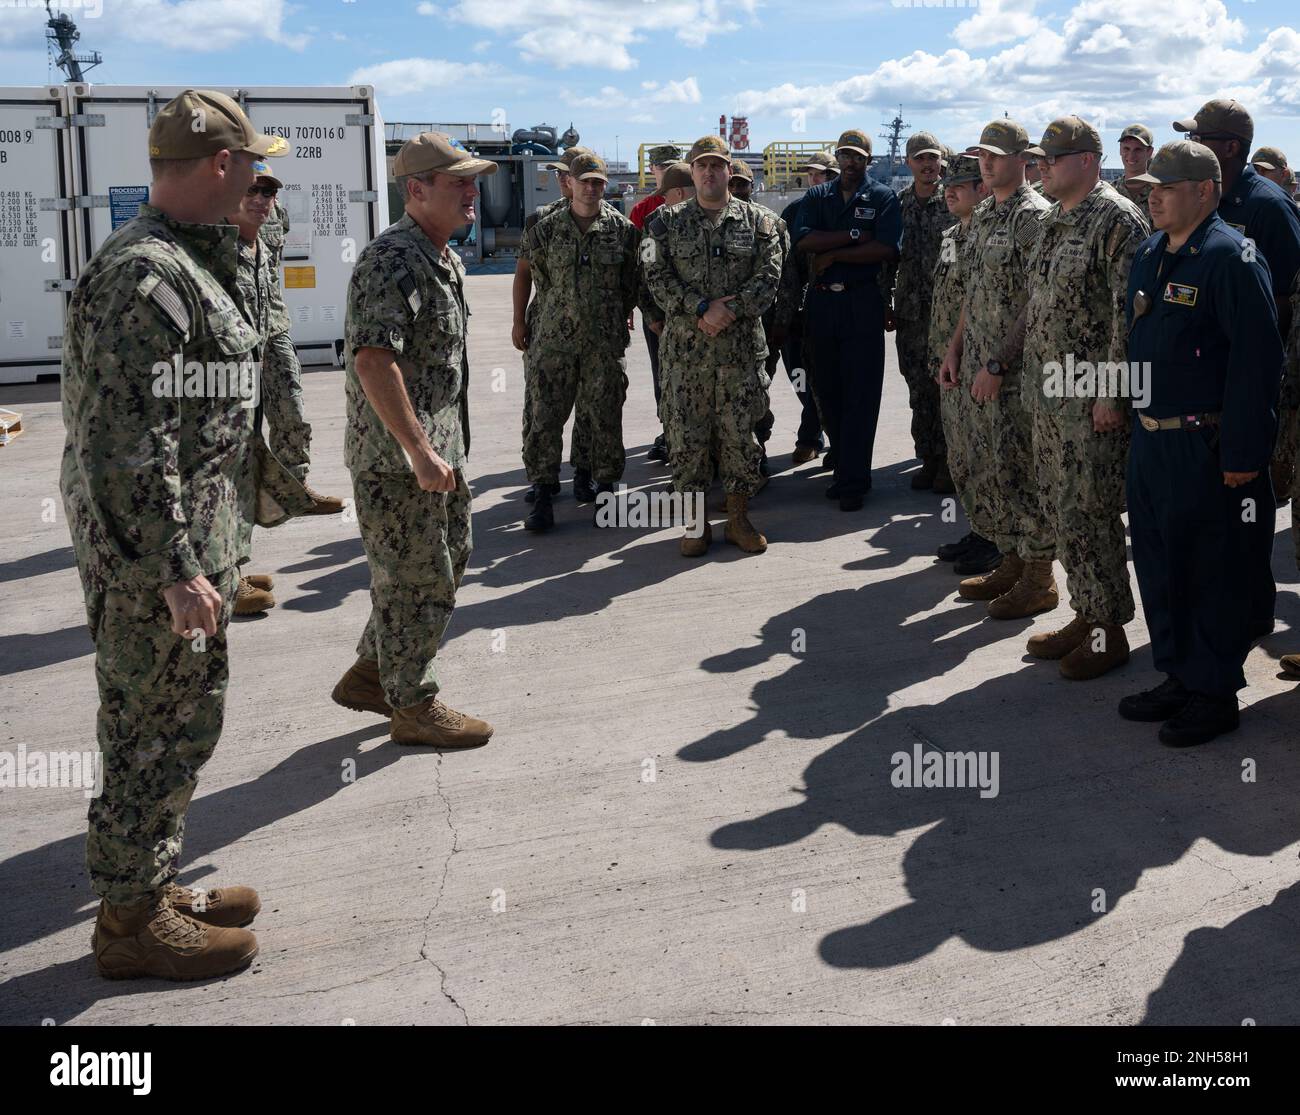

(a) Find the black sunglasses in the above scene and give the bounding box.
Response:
[246,184,278,198]
[1189,133,1237,144]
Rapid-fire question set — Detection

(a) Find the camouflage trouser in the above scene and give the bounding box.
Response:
[522,345,626,484]
[938,355,995,538]
[896,314,946,460]
[354,469,472,710]
[262,330,311,482]
[973,369,1054,563]
[1032,406,1134,624]
[84,566,239,904]
[662,359,769,495]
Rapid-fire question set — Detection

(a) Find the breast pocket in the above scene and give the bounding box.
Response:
[594,240,625,288]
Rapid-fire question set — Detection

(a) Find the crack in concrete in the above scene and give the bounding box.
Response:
[418,754,468,1025]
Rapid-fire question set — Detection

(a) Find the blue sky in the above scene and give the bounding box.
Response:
[4,0,1300,167]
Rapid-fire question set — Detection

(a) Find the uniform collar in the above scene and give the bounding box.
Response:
[1147,211,1220,259]
[691,196,747,224]
[396,211,459,275]
[991,182,1034,217]
[1223,163,1259,208]
[139,203,241,280]
[1049,179,1108,227]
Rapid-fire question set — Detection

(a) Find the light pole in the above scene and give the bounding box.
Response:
[615,135,620,167]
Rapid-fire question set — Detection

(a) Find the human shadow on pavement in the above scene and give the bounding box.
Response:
[0,625,92,677]
[0,546,76,584]
[0,721,395,994]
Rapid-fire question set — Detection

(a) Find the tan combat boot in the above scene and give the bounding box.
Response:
[234,576,275,615]
[1026,613,1090,660]
[165,881,261,928]
[244,573,274,591]
[93,894,258,981]
[681,520,712,558]
[303,484,345,515]
[724,492,767,553]
[987,560,1059,620]
[1059,622,1130,680]
[391,697,494,748]
[958,553,1021,601]
[792,444,819,466]
[331,657,391,716]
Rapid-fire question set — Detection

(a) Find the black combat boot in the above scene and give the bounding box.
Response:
[525,487,555,532]
[573,469,597,504]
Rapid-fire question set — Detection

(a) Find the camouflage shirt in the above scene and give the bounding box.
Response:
[883,182,956,324]
[1023,181,1150,413]
[60,204,265,593]
[961,183,1052,376]
[643,196,784,361]
[1117,179,1153,227]
[233,236,271,352]
[524,200,640,348]
[260,200,292,336]
[928,219,975,372]
[344,212,471,475]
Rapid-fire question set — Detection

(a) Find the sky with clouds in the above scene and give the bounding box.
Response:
[4,0,1300,166]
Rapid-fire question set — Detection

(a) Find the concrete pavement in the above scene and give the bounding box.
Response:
[3,271,1300,1025]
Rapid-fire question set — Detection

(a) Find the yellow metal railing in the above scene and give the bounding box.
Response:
[636,141,696,189]
[762,140,837,189]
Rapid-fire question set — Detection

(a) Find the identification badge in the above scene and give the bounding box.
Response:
[1163,282,1198,306]
[854,207,875,220]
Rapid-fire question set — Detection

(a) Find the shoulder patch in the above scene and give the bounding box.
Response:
[396,271,422,316]
[142,274,191,340]
[1015,214,1042,249]
[648,213,668,238]
[523,211,540,233]
[756,213,775,237]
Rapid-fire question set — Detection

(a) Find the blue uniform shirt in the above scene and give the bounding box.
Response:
[1218,163,1300,303]
[1126,212,1282,473]
[792,176,902,285]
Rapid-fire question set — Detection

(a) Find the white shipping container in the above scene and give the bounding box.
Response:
[0,86,77,385]
[63,82,388,371]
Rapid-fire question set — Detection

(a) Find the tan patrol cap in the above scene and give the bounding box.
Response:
[1131,140,1222,185]
[1172,99,1253,147]
[972,119,1030,157]
[661,161,693,192]
[648,144,682,165]
[906,131,943,159]
[1251,145,1288,171]
[569,152,608,182]
[835,129,872,158]
[944,154,983,186]
[1119,124,1154,147]
[1025,116,1103,158]
[251,160,283,189]
[688,134,731,163]
[148,89,288,159]
[544,144,593,171]
[392,132,498,178]
[729,159,753,182]
[796,150,838,172]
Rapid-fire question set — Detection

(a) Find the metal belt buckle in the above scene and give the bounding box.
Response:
[1139,413,1159,432]
[828,282,846,292]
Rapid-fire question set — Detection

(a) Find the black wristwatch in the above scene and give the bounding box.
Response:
[985,359,1004,376]
[696,298,711,316]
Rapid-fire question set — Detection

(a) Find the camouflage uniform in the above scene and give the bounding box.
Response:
[1023,182,1149,625]
[931,220,992,535]
[344,213,473,710]
[1118,179,1153,227]
[258,202,312,481]
[754,207,797,449]
[521,200,640,485]
[962,183,1054,562]
[644,197,784,495]
[883,182,956,460]
[60,205,307,904]
[521,198,593,471]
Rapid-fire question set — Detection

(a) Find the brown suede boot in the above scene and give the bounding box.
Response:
[331,657,391,716]
[958,553,1022,601]
[303,484,345,515]
[94,895,258,981]
[391,697,494,748]
[792,444,819,466]
[1059,622,1130,680]
[165,881,261,928]
[244,573,274,591]
[931,457,955,494]
[987,560,1059,620]
[724,492,767,553]
[681,520,712,557]
[234,576,275,615]
[1026,613,1090,660]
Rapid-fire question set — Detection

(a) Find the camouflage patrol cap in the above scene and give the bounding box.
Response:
[729,159,753,182]
[1131,140,1222,185]
[972,119,1030,157]
[1025,116,1103,158]
[569,152,609,182]
[943,154,983,186]
[661,161,693,192]
[544,144,593,171]
[148,89,288,159]
[688,134,731,163]
[1119,124,1154,147]
[1251,145,1288,171]
[906,131,943,159]
[835,129,872,158]
[796,150,839,173]
[648,144,682,165]
[1173,99,1253,147]
[393,132,498,177]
